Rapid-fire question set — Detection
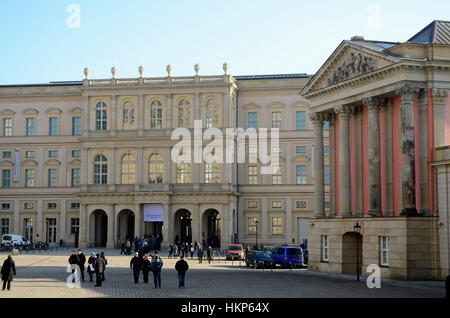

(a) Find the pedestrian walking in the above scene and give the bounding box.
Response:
[94,253,105,287]
[87,252,96,282]
[207,246,213,264]
[190,245,195,259]
[142,256,151,284]
[198,245,204,263]
[77,250,86,282]
[175,256,189,289]
[68,250,79,283]
[150,251,163,288]
[1,255,16,291]
[100,252,107,281]
[120,239,126,255]
[169,244,174,259]
[130,252,142,283]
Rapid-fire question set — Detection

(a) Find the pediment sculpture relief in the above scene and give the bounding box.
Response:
[327,52,377,86]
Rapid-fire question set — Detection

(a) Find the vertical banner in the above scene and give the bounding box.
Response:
[14,149,19,183]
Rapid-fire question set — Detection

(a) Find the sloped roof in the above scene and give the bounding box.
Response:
[408,20,450,45]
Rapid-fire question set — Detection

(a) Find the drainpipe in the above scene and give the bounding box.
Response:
[235,89,240,244]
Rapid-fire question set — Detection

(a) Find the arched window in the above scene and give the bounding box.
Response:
[121,154,136,184]
[95,102,107,131]
[150,100,163,129]
[123,102,135,129]
[149,154,163,184]
[94,155,107,184]
[176,163,191,183]
[178,99,190,128]
[205,99,218,128]
[204,163,220,183]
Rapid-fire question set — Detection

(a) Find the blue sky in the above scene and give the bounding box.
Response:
[0,0,448,84]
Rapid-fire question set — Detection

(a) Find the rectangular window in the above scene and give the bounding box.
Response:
[296,165,307,184]
[72,117,81,135]
[48,151,58,158]
[271,111,281,129]
[323,121,329,130]
[272,217,282,235]
[296,111,306,130]
[3,118,12,136]
[324,146,329,153]
[49,117,59,136]
[71,202,80,209]
[296,201,307,209]
[324,165,330,185]
[1,169,11,188]
[25,151,35,158]
[1,203,11,210]
[248,201,257,208]
[380,236,389,266]
[71,168,80,187]
[247,112,257,130]
[272,165,282,184]
[48,169,57,187]
[247,217,258,235]
[1,219,9,235]
[2,151,11,159]
[26,118,35,136]
[321,235,329,261]
[296,146,306,153]
[271,200,282,208]
[24,202,34,209]
[248,166,258,185]
[71,218,80,234]
[72,150,81,157]
[47,203,57,209]
[25,169,35,187]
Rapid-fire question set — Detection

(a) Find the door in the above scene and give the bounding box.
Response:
[48,218,57,243]
[297,218,310,247]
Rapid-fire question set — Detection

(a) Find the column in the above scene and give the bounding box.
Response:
[81,147,88,188]
[354,108,363,217]
[418,90,429,215]
[223,90,230,127]
[261,198,268,245]
[82,96,89,136]
[137,147,144,185]
[138,93,144,136]
[37,199,43,242]
[134,203,142,238]
[13,199,19,234]
[286,198,293,242]
[328,114,336,216]
[114,205,120,245]
[162,203,170,248]
[59,200,66,242]
[110,95,117,137]
[194,92,200,120]
[431,88,449,147]
[334,105,353,217]
[110,148,116,186]
[106,205,115,248]
[191,204,200,244]
[364,97,382,216]
[79,204,88,248]
[310,112,325,218]
[384,100,394,216]
[395,85,417,216]
[166,94,173,129]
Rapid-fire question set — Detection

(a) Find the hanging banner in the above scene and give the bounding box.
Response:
[144,204,164,222]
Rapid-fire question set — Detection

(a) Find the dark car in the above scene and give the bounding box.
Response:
[246,251,275,268]
[272,246,304,268]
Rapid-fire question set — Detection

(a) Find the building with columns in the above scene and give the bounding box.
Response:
[0,64,323,250]
[302,20,450,280]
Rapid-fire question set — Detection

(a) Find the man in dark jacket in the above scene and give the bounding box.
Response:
[68,250,79,283]
[77,250,86,282]
[142,256,151,283]
[150,251,163,288]
[207,246,213,264]
[175,256,189,288]
[100,252,107,281]
[1,255,16,291]
[94,254,105,287]
[130,252,143,283]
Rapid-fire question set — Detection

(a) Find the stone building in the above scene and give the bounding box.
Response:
[302,20,450,280]
[0,65,322,249]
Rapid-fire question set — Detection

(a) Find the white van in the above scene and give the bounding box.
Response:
[1,234,31,247]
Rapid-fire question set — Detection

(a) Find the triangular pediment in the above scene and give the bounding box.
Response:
[301,40,401,96]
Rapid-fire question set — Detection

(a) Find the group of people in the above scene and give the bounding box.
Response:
[168,242,214,264]
[68,250,108,287]
[120,234,164,255]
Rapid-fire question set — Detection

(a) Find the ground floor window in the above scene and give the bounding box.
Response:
[379,236,389,266]
[321,235,329,261]
[47,218,57,243]
[247,217,258,235]
[1,219,9,234]
[271,217,282,235]
[71,218,80,234]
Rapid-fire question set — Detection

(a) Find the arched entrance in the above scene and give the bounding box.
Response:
[117,209,135,241]
[202,209,221,248]
[342,232,363,275]
[174,209,192,244]
[90,210,107,247]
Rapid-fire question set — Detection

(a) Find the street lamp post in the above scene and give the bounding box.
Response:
[255,220,259,250]
[45,218,49,245]
[354,222,361,282]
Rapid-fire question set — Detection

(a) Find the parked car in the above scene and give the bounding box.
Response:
[226,244,245,260]
[1,234,31,247]
[272,246,304,268]
[245,251,275,268]
[261,246,276,254]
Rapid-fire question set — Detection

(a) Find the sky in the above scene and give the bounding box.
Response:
[0,0,448,84]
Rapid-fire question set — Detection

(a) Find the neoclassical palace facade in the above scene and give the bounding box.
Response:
[0,65,323,250]
[304,20,450,280]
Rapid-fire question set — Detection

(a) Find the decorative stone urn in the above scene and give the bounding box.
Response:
[138,65,144,77]
[111,66,117,78]
[194,63,200,75]
[83,67,89,79]
[223,62,229,75]
[166,64,172,77]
